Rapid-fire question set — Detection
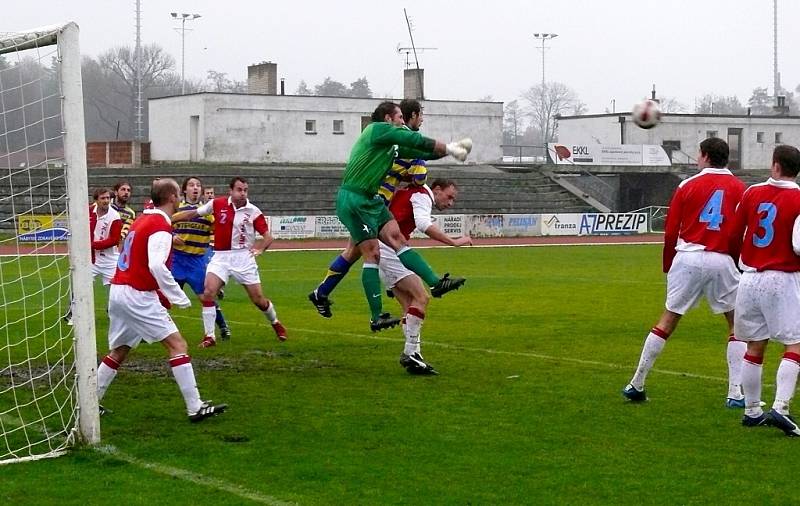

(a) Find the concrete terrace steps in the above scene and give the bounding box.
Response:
[0,164,593,231]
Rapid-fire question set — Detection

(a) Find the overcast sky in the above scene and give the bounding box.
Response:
[4,0,798,113]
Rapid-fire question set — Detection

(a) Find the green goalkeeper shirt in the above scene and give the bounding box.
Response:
[341,122,436,195]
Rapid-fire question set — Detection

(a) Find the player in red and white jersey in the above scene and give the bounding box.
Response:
[97,178,226,422]
[379,179,472,375]
[90,187,122,285]
[729,145,800,435]
[623,138,747,406]
[173,176,287,347]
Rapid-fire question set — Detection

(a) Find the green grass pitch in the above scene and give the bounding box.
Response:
[2,244,798,504]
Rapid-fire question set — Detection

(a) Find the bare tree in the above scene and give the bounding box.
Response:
[521,82,582,144]
[694,94,745,114]
[296,80,313,95]
[657,96,687,113]
[206,70,246,93]
[90,44,175,138]
[503,100,523,145]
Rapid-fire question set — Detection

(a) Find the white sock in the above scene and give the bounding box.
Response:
[773,354,800,415]
[201,305,216,338]
[629,329,667,390]
[726,338,747,399]
[96,356,120,401]
[170,354,202,414]
[404,309,425,356]
[742,355,764,417]
[262,300,278,324]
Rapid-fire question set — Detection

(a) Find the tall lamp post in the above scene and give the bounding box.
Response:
[533,32,558,151]
[170,12,201,95]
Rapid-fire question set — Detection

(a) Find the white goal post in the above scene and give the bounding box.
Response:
[0,22,99,464]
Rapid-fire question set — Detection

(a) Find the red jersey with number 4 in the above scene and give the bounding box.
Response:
[390,186,432,240]
[111,212,172,291]
[199,197,268,251]
[662,168,745,272]
[731,179,800,272]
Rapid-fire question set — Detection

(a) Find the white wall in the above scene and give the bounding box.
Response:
[149,93,503,164]
[558,113,800,169]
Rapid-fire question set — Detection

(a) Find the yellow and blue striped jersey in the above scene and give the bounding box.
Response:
[111,202,135,241]
[173,200,214,256]
[377,158,428,204]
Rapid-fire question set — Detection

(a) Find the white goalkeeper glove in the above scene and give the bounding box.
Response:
[457,138,473,153]
[446,142,469,162]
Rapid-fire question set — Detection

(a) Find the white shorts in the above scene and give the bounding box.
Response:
[378,242,414,289]
[107,284,178,350]
[206,249,261,286]
[92,252,118,285]
[734,271,800,345]
[665,250,739,315]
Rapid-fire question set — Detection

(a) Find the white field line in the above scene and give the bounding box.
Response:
[0,415,294,505]
[173,315,729,384]
[93,445,294,505]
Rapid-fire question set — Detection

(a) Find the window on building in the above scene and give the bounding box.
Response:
[776,132,783,144]
[707,130,718,138]
[305,120,317,134]
[361,116,371,131]
[756,132,765,143]
[333,119,344,134]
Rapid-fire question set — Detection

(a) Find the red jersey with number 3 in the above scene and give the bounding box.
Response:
[111,212,172,291]
[662,168,745,272]
[731,179,800,272]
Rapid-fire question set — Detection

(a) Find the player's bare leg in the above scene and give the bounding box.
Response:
[243,283,287,341]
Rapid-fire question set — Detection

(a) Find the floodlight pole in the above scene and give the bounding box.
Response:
[533,32,558,150]
[171,12,201,95]
[532,32,558,88]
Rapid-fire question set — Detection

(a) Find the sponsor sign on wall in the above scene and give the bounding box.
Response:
[467,214,505,238]
[314,215,350,238]
[410,214,465,239]
[579,213,648,235]
[540,214,582,236]
[548,143,671,166]
[270,215,315,239]
[502,214,540,236]
[17,215,70,242]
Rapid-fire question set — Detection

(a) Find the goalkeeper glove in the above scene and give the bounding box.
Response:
[446,142,468,162]
[457,138,473,153]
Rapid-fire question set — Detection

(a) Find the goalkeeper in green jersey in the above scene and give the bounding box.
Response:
[316,101,472,331]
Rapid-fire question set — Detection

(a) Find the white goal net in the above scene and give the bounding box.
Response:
[0,23,99,464]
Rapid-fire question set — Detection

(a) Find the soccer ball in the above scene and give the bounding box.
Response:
[631,99,661,129]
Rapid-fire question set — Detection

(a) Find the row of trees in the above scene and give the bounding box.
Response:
[3,43,376,141]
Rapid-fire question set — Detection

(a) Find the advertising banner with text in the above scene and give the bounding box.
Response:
[269,215,316,239]
[17,214,70,242]
[549,143,671,166]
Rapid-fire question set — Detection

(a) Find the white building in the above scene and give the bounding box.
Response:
[557,112,800,170]
[148,93,503,164]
